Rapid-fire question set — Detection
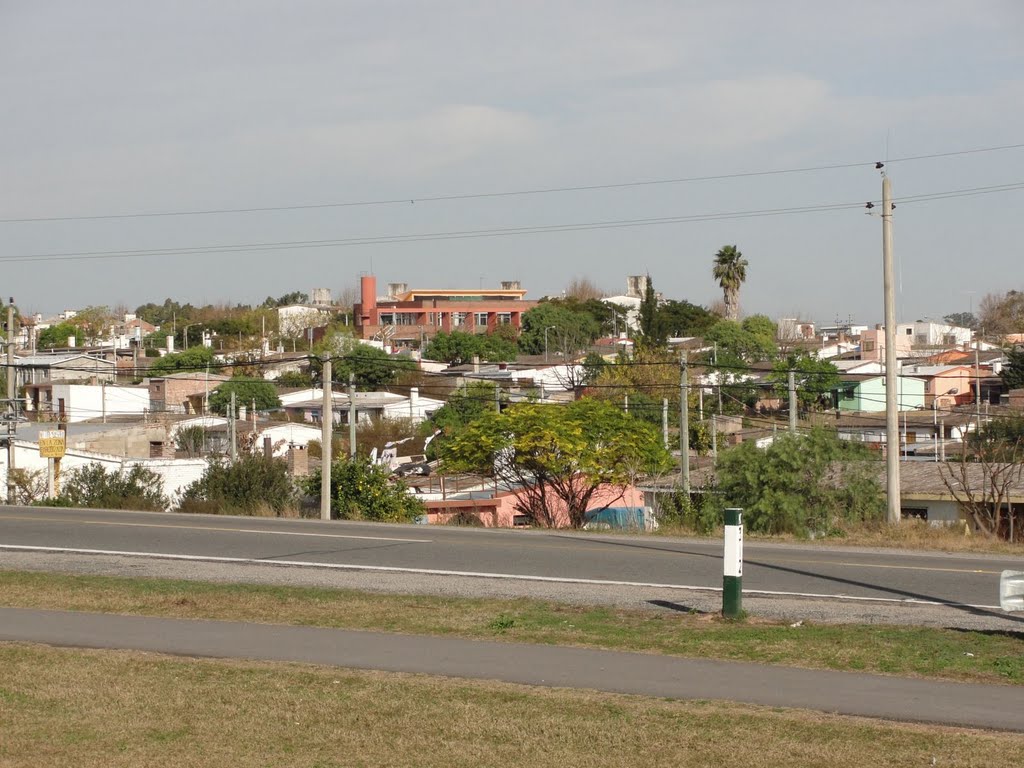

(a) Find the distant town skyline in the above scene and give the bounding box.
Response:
[2,1,1022,325]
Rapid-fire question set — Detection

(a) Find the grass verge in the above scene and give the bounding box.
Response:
[2,644,1022,768]
[2,569,1022,685]
[656,518,1024,555]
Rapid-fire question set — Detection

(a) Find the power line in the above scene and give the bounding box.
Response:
[4,180,1022,266]
[3,142,1022,224]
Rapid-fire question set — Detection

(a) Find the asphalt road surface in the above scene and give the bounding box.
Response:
[1,505,1021,613]
[3,606,1023,732]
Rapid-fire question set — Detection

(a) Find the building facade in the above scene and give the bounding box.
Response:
[353,275,539,344]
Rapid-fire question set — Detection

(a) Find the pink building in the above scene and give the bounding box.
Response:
[425,482,646,528]
[354,275,539,345]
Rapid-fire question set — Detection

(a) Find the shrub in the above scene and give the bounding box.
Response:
[304,457,424,522]
[57,463,168,511]
[715,428,884,536]
[656,489,723,534]
[178,454,296,515]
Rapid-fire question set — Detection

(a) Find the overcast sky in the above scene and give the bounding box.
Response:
[1,1,1022,326]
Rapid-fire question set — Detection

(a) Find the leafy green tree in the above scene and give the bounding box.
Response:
[715,428,883,536]
[712,244,748,322]
[657,300,718,338]
[135,298,194,327]
[637,275,664,349]
[261,291,309,308]
[336,345,416,390]
[57,463,168,511]
[1001,347,1024,391]
[705,320,776,366]
[304,457,424,522]
[423,381,499,458]
[179,454,295,515]
[147,346,215,376]
[741,314,777,344]
[208,378,281,416]
[769,352,840,411]
[944,312,978,330]
[424,330,517,365]
[441,399,671,528]
[519,303,600,358]
[37,322,80,349]
[275,370,315,388]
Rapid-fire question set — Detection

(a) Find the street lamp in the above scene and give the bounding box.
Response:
[544,326,556,363]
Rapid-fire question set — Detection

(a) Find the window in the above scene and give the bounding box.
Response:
[395,313,416,326]
[905,328,913,335]
[474,312,488,327]
[379,313,395,326]
[496,312,512,325]
[453,312,467,327]
[863,340,875,352]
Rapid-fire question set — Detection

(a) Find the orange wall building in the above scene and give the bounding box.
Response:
[354,275,539,344]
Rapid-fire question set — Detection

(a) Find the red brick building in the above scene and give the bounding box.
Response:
[353,275,539,343]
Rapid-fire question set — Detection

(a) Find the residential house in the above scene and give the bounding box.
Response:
[281,387,443,426]
[149,371,230,414]
[24,382,149,424]
[834,374,926,413]
[14,353,116,389]
[899,364,976,407]
[353,275,539,345]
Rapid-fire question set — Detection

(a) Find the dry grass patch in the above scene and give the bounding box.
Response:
[1,643,1022,768]
[657,518,1023,555]
[2,570,1023,685]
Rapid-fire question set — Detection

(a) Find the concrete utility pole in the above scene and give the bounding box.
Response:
[348,372,357,458]
[662,398,669,449]
[711,413,718,461]
[881,174,901,525]
[975,341,982,434]
[320,357,332,521]
[7,298,17,504]
[679,350,690,493]
[788,370,797,434]
[229,391,237,462]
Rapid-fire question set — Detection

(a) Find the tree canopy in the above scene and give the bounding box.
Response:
[37,322,80,349]
[1001,346,1024,391]
[715,428,883,536]
[769,352,840,410]
[440,399,671,528]
[147,346,216,376]
[424,330,517,365]
[519,303,600,359]
[208,378,281,416]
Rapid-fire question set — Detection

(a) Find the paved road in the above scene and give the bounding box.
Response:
[1,506,1020,611]
[3,606,1022,732]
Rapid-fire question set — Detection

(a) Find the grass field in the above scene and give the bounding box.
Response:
[1,643,1022,768]
[3,569,1022,685]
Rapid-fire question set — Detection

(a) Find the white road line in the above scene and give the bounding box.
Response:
[0,544,1003,611]
[0,515,431,543]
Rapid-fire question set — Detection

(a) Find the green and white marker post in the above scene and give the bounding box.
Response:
[723,507,743,618]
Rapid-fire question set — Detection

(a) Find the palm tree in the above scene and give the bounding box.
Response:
[712,245,748,322]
